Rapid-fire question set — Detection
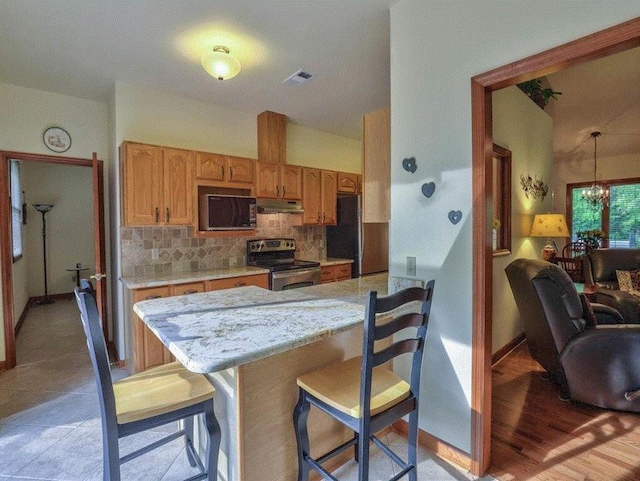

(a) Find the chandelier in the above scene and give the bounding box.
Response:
[581,131,609,209]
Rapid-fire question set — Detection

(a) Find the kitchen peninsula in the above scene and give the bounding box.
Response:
[134,274,388,481]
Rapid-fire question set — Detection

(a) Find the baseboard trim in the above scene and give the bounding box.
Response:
[14,303,30,335]
[107,341,124,366]
[392,420,471,472]
[492,333,526,366]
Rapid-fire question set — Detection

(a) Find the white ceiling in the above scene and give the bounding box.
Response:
[0,1,637,153]
[546,45,640,162]
[0,0,395,140]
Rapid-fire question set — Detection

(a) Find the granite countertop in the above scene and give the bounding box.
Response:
[134,273,388,373]
[121,265,270,289]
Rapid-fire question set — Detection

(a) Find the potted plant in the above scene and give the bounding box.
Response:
[576,229,607,249]
[517,78,562,109]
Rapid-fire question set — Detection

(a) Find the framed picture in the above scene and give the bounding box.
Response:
[43,127,71,153]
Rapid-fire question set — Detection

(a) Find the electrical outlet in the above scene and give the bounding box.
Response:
[406,256,416,277]
[151,249,159,260]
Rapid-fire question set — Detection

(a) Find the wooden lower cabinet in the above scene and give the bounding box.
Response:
[132,274,269,372]
[320,263,352,284]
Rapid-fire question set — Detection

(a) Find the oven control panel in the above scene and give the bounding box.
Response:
[247,238,296,253]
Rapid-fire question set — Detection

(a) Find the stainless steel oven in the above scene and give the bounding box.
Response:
[247,238,321,291]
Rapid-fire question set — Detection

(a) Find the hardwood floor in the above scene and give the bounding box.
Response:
[489,342,640,481]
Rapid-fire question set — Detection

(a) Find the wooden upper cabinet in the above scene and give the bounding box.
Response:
[337,172,360,194]
[196,153,254,184]
[163,148,193,225]
[321,170,337,225]
[280,165,302,200]
[362,107,390,222]
[302,168,322,224]
[256,163,302,200]
[256,162,280,198]
[123,142,163,226]
[195,152,225,181]
[303,168,335,225]
[227,156,254,183]
[257,110,287,164]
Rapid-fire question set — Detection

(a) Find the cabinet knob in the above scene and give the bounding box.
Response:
[317,212,321,222]
[183,290,198,295]
[145,295,162,300]
[155,207,159,223]
[276,185,280,197]
[221,165,225,179]
[234,282,247,287]
[282,185,286,197]
[166,207,170,223]
[230,167,233,180]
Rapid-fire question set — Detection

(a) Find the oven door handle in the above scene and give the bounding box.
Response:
[271,268,320,280]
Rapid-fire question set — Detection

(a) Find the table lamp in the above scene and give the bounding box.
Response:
[530,213,570,261]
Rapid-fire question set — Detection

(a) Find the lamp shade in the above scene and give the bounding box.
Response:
[201,46,241,81]
[530,214,570,238]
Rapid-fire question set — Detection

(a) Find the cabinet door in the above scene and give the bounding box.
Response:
[256,162,280,198]
[321,170,337,225]
[337,172,359,194]
[195,152,225,181]
[163,148,193,225]
[227,156,255,184]
[320,266,335,284]
[302,168,321,224]
[335,263,352,281]
[206,274,269,291]
[123,143,163,226]
[362,107,390,222]
[281,165,302,200]
[132,286,171,372]
[170,282,205,296]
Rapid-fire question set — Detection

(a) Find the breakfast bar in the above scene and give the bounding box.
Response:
[134,274,388,481]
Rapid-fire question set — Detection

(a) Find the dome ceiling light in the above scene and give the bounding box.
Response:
[201,45,241,81]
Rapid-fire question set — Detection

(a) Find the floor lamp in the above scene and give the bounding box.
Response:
[34,203,55,305]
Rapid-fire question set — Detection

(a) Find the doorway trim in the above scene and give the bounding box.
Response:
[0,150,102,370]
[470,17,640,475]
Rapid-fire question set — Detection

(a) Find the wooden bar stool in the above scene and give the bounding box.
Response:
[74,286,221,481]
[293,281,435,481]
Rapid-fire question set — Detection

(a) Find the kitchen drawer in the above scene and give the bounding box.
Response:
[206,273,269,291]
[131,286,173,373]
[320,266,335,283]
[170,281,205,296]
[335,263,352,280]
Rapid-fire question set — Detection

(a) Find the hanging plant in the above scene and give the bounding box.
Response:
[517,78,561,110]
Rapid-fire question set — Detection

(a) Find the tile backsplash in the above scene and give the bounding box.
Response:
[120,214,326,277]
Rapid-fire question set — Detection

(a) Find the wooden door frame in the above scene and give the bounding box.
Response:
[0,150,105,370]
[470,17,640,476]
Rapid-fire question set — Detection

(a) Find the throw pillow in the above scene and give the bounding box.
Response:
[616,270,634,292]
[578,293,597,329]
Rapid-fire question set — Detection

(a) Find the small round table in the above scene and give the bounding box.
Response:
[67,264,90,288]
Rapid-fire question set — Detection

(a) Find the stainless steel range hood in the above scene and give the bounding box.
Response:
[256,198,304,214]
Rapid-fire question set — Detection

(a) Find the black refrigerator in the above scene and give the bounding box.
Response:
[326,194,388,277]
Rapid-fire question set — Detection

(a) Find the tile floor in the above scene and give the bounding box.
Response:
[0,298,494,481]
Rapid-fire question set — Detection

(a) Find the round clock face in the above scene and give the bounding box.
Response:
[43,127,71,153]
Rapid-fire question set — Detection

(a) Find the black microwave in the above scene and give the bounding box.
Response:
[199,194,257,230]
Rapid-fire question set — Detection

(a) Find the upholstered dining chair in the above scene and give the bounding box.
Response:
[293,281,435,481]
[74,286,221,481]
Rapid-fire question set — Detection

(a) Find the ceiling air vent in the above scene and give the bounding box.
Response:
[282,70,313,86]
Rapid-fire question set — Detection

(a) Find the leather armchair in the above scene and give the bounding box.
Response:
[583,248,640,324]
[505,259,640,412]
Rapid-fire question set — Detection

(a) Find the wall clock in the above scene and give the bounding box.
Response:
[43,127,71,153]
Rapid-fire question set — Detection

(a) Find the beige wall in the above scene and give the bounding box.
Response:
[287,122,361,173]
[492,86,554,354]
[0,83,109,363]
[23,162,95,297]
[390,0,640,453]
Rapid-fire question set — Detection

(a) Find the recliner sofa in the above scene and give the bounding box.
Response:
[505,258,640,412]
[583,248,640,324]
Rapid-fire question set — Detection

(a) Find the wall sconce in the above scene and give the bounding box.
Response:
[201,45,241,81]
[520,174,549,200]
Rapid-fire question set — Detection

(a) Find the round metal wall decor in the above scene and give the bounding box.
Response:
[43,127,71,153]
